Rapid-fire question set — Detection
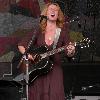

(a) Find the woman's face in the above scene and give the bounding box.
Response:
[47,4,59,21]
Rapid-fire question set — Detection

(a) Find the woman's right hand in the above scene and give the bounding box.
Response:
[28,54,37,61]
[18,45,37,62]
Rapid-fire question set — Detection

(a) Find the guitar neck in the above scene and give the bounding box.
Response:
[40,38,90,59]
[40,45,68,58]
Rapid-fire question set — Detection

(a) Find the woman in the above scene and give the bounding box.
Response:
[18,2,75,100]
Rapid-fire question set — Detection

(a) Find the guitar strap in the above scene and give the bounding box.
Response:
[53,28,61,49]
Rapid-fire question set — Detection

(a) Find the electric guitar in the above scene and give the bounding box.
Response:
[13,38,91,84]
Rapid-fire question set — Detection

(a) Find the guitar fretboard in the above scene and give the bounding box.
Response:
[40,44,68,58]
[40,38,90,59]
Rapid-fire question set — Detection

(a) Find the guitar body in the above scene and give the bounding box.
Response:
[29,57,53,84]
[13,45,53,85]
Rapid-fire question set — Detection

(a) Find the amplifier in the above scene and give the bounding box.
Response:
[0,80,22,100]
[0,62,13,80]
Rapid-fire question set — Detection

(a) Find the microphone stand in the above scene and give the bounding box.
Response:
[23,53,29,100]
[17,34,36,100]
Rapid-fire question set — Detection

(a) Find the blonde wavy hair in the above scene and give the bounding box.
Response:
[40,2,65,33]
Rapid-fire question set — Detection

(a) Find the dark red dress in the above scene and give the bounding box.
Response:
[18,25,70,100]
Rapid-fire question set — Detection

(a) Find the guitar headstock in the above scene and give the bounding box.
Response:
[75,38,91,48]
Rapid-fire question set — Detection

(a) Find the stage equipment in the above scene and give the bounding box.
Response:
[71,96,100,100]
[63,62,100,100]
[0,62,12,80]
[0,80,22,100]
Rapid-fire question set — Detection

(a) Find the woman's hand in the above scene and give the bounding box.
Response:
[67,42,75,57]
[28,54,37,61]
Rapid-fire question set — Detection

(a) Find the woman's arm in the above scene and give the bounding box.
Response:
[62,23,75,57]
[18,45,25,54]
[18,45,36,61]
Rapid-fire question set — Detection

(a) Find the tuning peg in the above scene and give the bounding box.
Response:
[81,46,84,48]
[88,44,90,47]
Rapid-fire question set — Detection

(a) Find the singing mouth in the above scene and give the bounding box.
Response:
[51,14,55,17]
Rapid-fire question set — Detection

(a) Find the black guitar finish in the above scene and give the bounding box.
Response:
[13,45,53,84]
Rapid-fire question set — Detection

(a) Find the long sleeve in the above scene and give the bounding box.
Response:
[61,23,75,58]
[62,23,72,47]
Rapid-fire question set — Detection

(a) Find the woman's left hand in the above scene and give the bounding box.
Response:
[67,42,75,57]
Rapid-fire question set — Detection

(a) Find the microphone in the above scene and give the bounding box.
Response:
[40,15,47,22]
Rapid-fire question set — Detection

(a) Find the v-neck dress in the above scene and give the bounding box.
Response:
[18,25,70,100]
